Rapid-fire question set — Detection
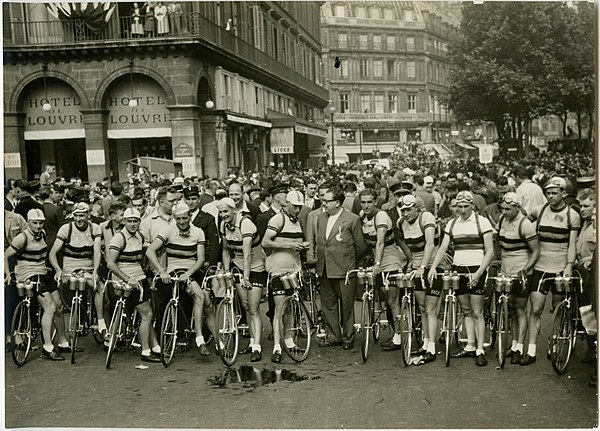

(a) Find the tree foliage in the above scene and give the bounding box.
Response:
[442,1,594,154]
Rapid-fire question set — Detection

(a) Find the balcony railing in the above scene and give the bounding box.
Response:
[4,12,328,101]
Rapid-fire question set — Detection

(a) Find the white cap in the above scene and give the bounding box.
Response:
[423,176,434,184]
[545,177,567,190]
[123,208,141,219]
[172,202,190,216]
[27,208,45,221]
[72,202,90,214]
[173,177,185,185]
[286,190,304,206]
[216,197,236,210]
[400,195,418,210]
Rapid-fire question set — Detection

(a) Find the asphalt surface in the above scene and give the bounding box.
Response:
[4,299,598,429]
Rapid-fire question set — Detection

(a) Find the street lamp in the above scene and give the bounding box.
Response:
[329,106,336,165]
[205,100,215,109]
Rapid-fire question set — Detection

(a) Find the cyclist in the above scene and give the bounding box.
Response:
[358,188,410,352]
[496,193,540,364]
[106,208,161,363]
[49,202,102,338]
[146,202,216,356]
[398,194,441,362]
[261,190,308,363]
[218,197,267,362]
[4,209,71,361]
[428,191,495,367]
[522,177,581,365]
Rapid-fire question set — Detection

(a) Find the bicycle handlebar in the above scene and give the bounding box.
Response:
[345,266,376,285]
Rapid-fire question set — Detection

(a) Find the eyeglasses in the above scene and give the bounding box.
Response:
[360,200,374,204]
[322,199,337,204]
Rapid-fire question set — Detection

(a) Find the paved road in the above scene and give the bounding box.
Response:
[4,299,598,429]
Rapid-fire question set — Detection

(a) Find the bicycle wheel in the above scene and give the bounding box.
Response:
[484,291,497,349]
[160,302,178,367]
[69,298,80,364]
[372,290,383,343]
[444,298,456,367]
[105,302,123,369]
[412,300,423,351]
[280,296,311,362]
[59,280,76,312]
[497,299,509,369]
[216,298,238,366]
[11,301,32,367]
[234,294,250,353]
[360,297,371,362]
[551,304,573,375]
[399,299,413,367]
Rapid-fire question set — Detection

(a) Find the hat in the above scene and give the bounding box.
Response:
[389,182,411,196]
[173,184,184,193]
[456,173,464,180]
[173,177,185,185]
[72,202,90,214]
[502,192,522,206]
[269,183,290,196]
[27,208,45,221]
[215,197,236,210]
[400,194,418,210]
[123,208,141,219]
[23,180,41,194]
[456,191,474,204]
[544,177,567,190]
[172,202,191,216]
[247,185,261,193]
[423,176,434,185]
[286,190,304,206]
[183,186,200,198]
[576,176,595,189]
[402,167,415,176]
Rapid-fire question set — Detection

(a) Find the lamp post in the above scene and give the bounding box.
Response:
[329,106,336,165]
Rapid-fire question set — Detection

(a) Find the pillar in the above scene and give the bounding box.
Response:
[169,105,202,177]
[200,112,227,178]
[4,112,27,180]
[81,109,110,183]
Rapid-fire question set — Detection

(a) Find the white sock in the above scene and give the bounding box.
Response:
[151,345,161,354]
[273,344,281,354]
[97,319,106,330]
[516,343,524,354]
[284,338,295,348]
[141,349,151,356]
[44,344,54,353]
[58,341,69,348]
[511,340,518,351]
[464,345,476,352]
[250,337,255,345]
[476,348,485,356]
[428,341,436,354]
[252,344,261,353]
[196,335,205,347]
[392,333,401,344]
[528,344,536,356]
[423,337,430,348]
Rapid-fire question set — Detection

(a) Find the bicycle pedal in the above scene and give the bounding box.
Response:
[238,324,249,330]
[131,342,141,348]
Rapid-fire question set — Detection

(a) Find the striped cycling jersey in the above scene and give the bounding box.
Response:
[10,228,48,281]
[445,212,493,266]
[221,215,266,272]
[400,211,438,268]
[108,230,146,281]
[56,222,101,273]
[498,213,537,275]
[265,211,304,276]
[156,223,205,273]
[361,211,395,248]
[533,203,580,273]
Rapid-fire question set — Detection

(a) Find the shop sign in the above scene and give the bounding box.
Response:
[479,144,493,164]
[270,127,294,154]
[4,153,21,168]
[86,150,106,166]
[174,143,193,158]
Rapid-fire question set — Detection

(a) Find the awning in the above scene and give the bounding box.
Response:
[455,141,477,150]
[295,124,328,138]
[108,128,171,139]
[226,114,271,128]
[25,129,85,140]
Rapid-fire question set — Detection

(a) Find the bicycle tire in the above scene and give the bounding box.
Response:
[234,294,250,353]
[444,297,455,367]
[570,293,580,349]
[484,290,497,350]
[105,302,123,369]
[280,296,311,362]
[551,304,573,375]
[497,299,509,369]
[216,298,239,366]
[412,300,423,351]
[361,297,371,362]
[160,302,178,367]
[69,298,80,364]
[59,280,76,312]
[399,299,412,367]
[11,301,32,367]
[372,291,382,343]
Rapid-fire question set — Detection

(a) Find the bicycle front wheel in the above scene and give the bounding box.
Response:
[160,302,178,367]
[69,298,80,364]
[551,303,573,375]
[399,299,413,367]
[105,302,123,369]
[497,299,509,368]
[280,296,311,362]
[216,298,239,366]
[443,297,456,367]
[360,297,371,362]
[11,301,32,367]
[59,280,75,312]
[485,291,497,349]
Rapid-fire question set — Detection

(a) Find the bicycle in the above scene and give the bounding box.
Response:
[10,276,43,367]
[544,273,583,375]
[153,270,197,367]
[394,271,416,366]
[300,266,326,340]
[104,275,141,369]
[64,269,103,364]
[483,261,503,350]
[346,267,383,362]
[440,271,470,366]
[210,268,243,366]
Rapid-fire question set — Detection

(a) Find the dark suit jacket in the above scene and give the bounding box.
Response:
[256,207,277,242]
[241,201,261,224]
[311,209,366,279]
[191,210,220,267]
[386,206,403,244]
[43,201,64,250]
[198,193,214,209]
[14,196,44,221]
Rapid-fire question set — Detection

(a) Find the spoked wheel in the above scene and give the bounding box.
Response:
[105,303,123,369]
[69,298,80,364]
[280,296,311,362]
[551,304,573,375]
[59,280,76,313]
[216,298,239,366]
[234,294,250,354]
[444,298,456,367]
[160,302,178,367]
[484,292,497,350]
[412,302,423,352]
[399,300,413,367]
[11,301,32,367]
[360,297,372,362]
[497,299,510,368]
[372,291,385,343]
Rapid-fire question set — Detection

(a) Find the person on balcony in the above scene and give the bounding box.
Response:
[143,2,155,37]
[168,2,182,35]
[155,2,169,36]
[131,3,144,38]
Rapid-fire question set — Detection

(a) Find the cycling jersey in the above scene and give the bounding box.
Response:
[10,228,48,281]
[56,222,101,273]
[265,211,303,276]
[400,211,438,269]
[108,230,146,282]
[533,204,580,273]
[221,215,266,272]
[498,213,537,275]
[361,210,403,271]
[155,224,205,273]
[445,212,493,266]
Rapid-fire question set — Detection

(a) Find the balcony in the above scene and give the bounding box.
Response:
[4,12,329,105]
[323,16,426,30]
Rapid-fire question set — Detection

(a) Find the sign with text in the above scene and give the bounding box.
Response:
[174,143,193,158]
[270,127,294,154]
[86,150,106,166]
[4,153,21,168]
[478,144,494,164]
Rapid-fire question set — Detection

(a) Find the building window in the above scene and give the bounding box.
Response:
[370,7,381,19]
[405,10,413,21]
[338,33,347,49]
[386,35,395,50]
[357,6,366,18]
[359,34,368,50]
[388,94,398,113]
[373,35,382,50]
[335,5,345,17]
[408,94,416,113]
[223,74,231,97]
[340,59,349,78]
[374,94,384,113]
[383,8,394,19]
[340,93,349,113]
[406,36,415,51]
[361,94,370,113]
[360,59,369,78]
[387,60,396,79]
[407,61,416,79]
[373,60,383,78]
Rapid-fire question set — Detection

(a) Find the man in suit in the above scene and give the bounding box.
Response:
[14,180,44,221]
[229,182,260,223]
[304,178,321,211]
[183,186,220,269]
[198,178,219,209]
[39,186,64,251]
[307,185,366,349]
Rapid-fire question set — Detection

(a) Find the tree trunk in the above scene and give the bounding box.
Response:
[576,109,582,143]
[558,111,568,137]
